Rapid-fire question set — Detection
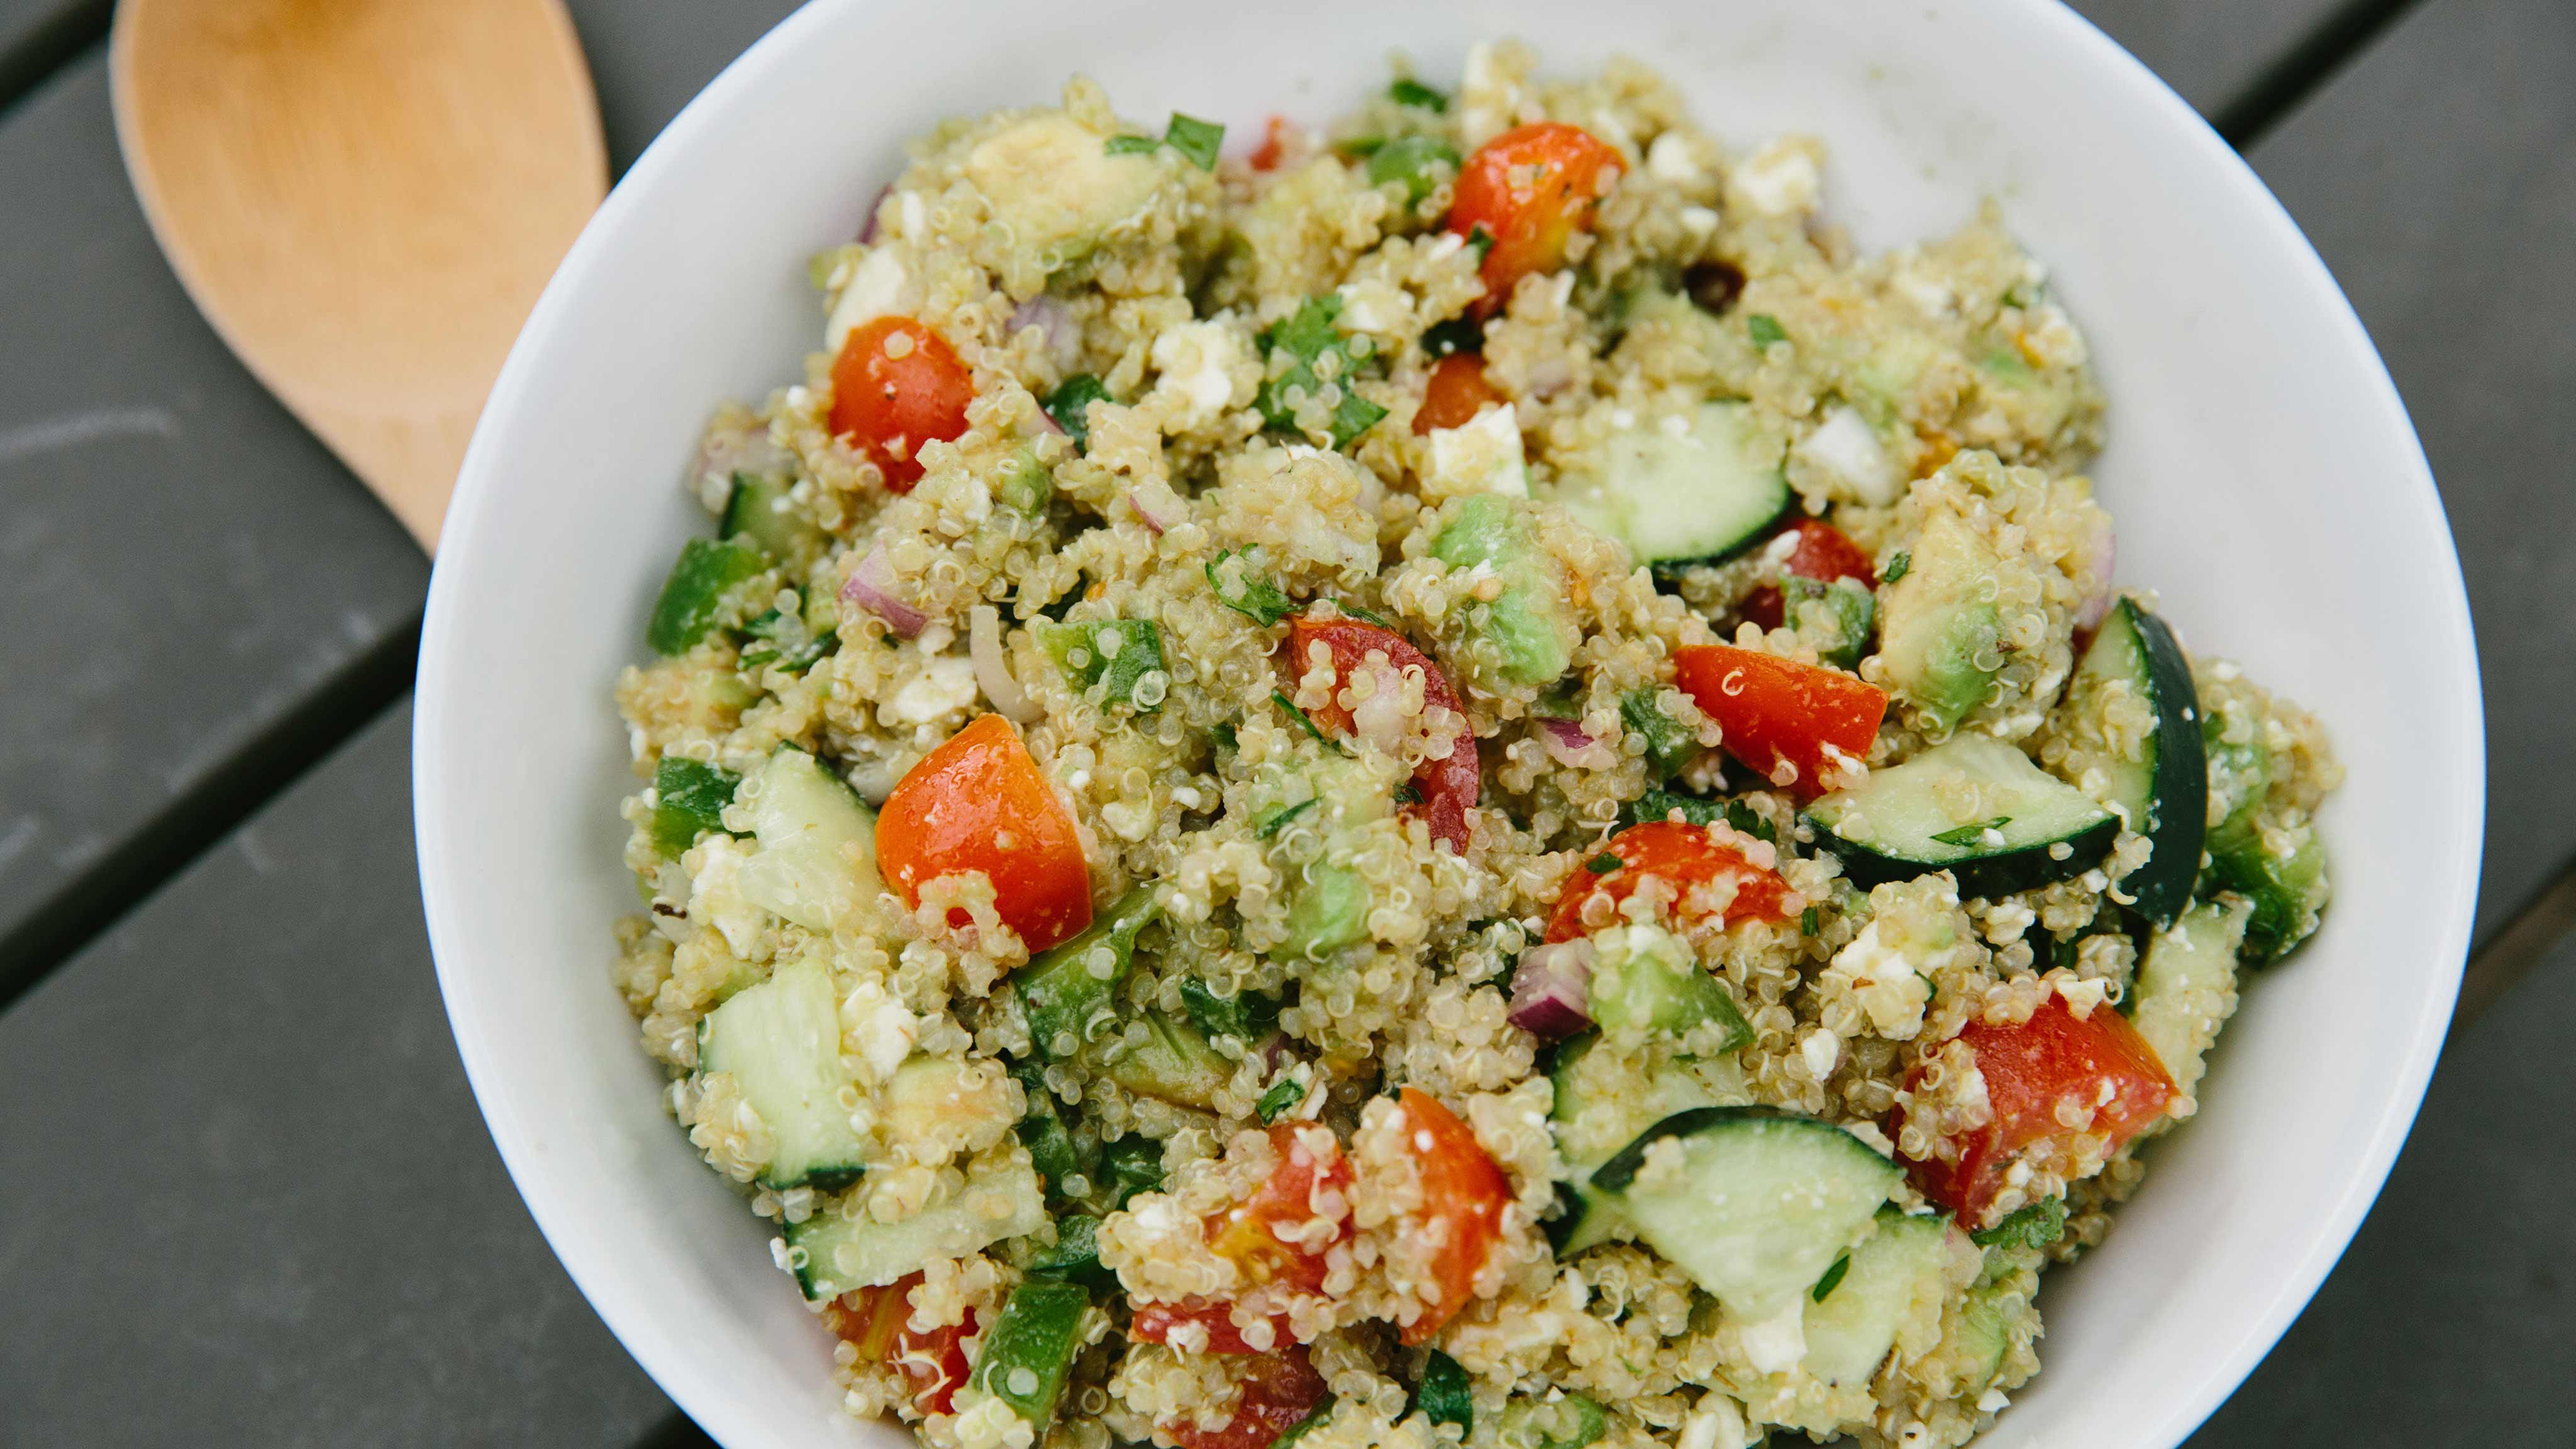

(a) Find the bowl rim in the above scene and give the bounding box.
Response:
[416,1,2484,1444]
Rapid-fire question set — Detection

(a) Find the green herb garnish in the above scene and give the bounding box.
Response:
[1099,1135,1165,1208]
[1584,853,1623,875]
[1272,690,1346,754]
[1045,374,1113,447]
[1207,549,1297,626]
[1255,797,1318,840]
[1365,135,1461,205]
[1723,799,1777,845]
[1801,905,1821,936]
[1412,1349,1472,1431]
[1972,1196,2068,1252]
[1463,224,1495,263]
[1256,294,1387,450]
[1104,134,1159,157]
[1618,688,1696,777]
[1335,599,1397,629]
[1036,618,1168,710]
[1746,313,1787,348]
[1929,816,2012,847]
[1164,113,1225,171]
[1421,317,1482,357]
[1257,1079,1304,1124]
[1182,979,1282,1042]
[1881,550,1911,584]
[648,757,740,855]
[1811,1252,1852,1302]
[1389,78,1449,112]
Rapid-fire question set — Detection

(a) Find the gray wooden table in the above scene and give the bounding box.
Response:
[2,1,2567,1443]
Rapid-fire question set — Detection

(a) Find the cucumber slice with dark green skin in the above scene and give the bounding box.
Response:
[649,757,739,855]
[1013,888,1158,1058]
[1592,1108,1900,1357]
[1562,402,1790,570]
[1587,924,1752,1050]
[1543,1032,1743,1257]
[1806,735,2116,897]
[695,957,867,1191]
[1802,1208,1951,1387]
[647,535,770,655]
[1877,512,2003,732]
[785,1158,1046,1297]
[970,1278,1091,1430]
[2129,897,2249,1097]
[720,472,828,564]
[2060,598,2206,923]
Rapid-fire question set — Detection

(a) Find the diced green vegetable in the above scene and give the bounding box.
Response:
[1208,549,1298,626]
[1165,113,1225,170]
[1430,494,1578,687]
[2206,815,2327,965]
[1256,296,1388,450]
[649,757,740,855]
[1783,575,1876,670]
[1880,550,1911,584]
[1277,1404,1337,1449]
[1013,1060,1097,1197]
[1015,889,1159,1058]
[1367,135,1461,204]
[1413,1349,1472,1432]
[1104,134,1159,157]
[1389,78,1448,112]
[1024,1214,1114,1287]
[1106,1010,1233,1108]
[1971,1196,2067,1252]
[738,595,836,676]
[1046,374,1114,447]
[1180,978,1281,1041]
[1498,1394,1606,1449]
[1274,690,1338,749]
[1585,853,1622,875]
[1622,787,1724,830]
[1281,863,1371,959]
[721,472,828,564]
[970,1278,1091,1430]
[647,536,769,655]
[1876,512,2005,732]
[1099,1135,1165,1207]
[1037,618,1168,709]
[1726,801,1777,845]
[1257,1079,1304,1124]
[998,451,1054,514]
[1619,689,1697,777]
[1587,925,1752,1050]
[696,956,869,1190]
[1746,314,1787,348]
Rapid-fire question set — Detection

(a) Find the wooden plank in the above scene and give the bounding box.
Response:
[2066,0,2349,119]
[2244,0,2575,943]
[0,703,675,1446]
[0,55,430,974]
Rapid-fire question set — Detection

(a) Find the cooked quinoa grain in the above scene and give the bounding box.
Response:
[611,47,2339,1449]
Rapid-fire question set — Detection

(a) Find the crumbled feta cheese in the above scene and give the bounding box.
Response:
[1426,403,1528,499]
[1890,258,1955,318]
[898,189,927,239]
[2021,302,2089,368]
[2057,976,2111,1018]
[1977,1389,2012,1414]
[1646,131,1705,186]
[1335,279,1407,336]
[1824,919,1931,1038]
[1738,1302,1808,1374]
[888,656,977,725]
[687,835,767,955]
[845,979,918,1082]
[824,245,914,352]
[1458,42,1517,147]
[1679,1397,1753,1449]
[1735,137,1822,217]
[1981,900,2037,944]
[1793,406,1900,506]
[1679,204,1720,238]
[1150,321,1241,428]
[1424,231,1468,264]
[1802,1027,1843,1079]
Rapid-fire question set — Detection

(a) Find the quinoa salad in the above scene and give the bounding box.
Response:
[610,43,2340,1449]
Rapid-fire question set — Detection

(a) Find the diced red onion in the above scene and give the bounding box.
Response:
[1507,940,1594,1038]
[970,604,1042,723]
[2074,524,2118,632]
[1538,716,1602,767]
[1125,487,1180,536]
[1008,294,1075,355]
[840,540,925,637]
[857,185,892,244]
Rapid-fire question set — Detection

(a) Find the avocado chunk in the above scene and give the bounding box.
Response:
[1877,511,2003,732]
[1431,494,1579,689]
[963,112,1164,265]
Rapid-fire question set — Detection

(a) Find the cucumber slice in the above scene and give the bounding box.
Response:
[1430,494,1578,688]
[649,757,740,856]
[2058,599,2206,923]
[1588,924,1752,1050]
[969,1277,1091,1430]
[647,535,770,656]
[1592,1108,1900,1352]
[784,1157,1048,1297]
[1014,887,1158,1058]
[736,748,879,931]
[721,472,828,565]
[1802,1209,1951,1386]
[1877,513,2003,733]
[1806,735,2116,897]
[2206,813,2328,965]
[1544,1033,1744,1256]
[2130,897,2250,1097]
[696,957,866,1191]
[1562,402,1789,569]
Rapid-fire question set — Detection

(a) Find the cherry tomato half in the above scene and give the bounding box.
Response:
[1204,1121,1356,1294]
[1740,518,1879,632]
[1158,1346,1330,1449]
[1282,616,1479,852]
[1387,1088,1513,1344]
[1447,123,1626,314]
[876,713,1092,952]
[1413,353,1506,435]
[1545,820,1795,943]
[830,314,974,492]
[1672,643,1887,800]
[1897,996,2178,1228]
[1130,1299,1297,1355]
[822,1274,976,1417]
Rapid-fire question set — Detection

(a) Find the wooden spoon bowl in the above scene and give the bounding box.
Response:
[111,0,607,549]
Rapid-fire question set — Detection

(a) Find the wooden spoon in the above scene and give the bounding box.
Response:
[111,0,606,550]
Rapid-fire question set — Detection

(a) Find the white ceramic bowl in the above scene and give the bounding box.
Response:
[417,1,2482,1445]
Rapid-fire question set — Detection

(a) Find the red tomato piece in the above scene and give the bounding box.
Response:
[1282,616,1479,852]
[1130,1299,1297,1355]
[822,1274,976,1416]
[1249,115,1294,172]
[1159,1346,1331,1449]
[1740,518,1879,631]
[1544,820,1794,943]
[877,713,1092,952]
[1672,643,1887,800]
[829,315,974,492]
[1898,996,2179,1227]
[1413,353,1506,435]
[1389,1088,1513,1344]
[1446,122,1626,314]
[1205,1122,1356,1294]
